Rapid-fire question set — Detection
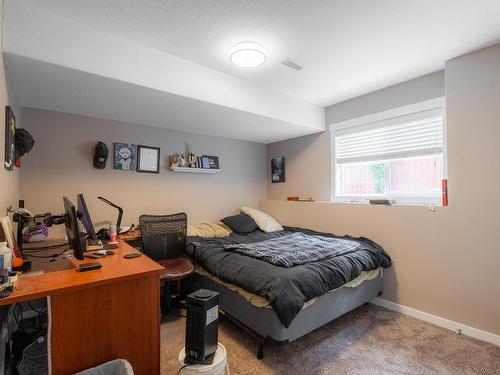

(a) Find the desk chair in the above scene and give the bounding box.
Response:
[139,213,194,314]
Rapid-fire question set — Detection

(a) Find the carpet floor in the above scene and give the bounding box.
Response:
[160,304,500,375]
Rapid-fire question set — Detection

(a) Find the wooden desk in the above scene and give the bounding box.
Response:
[117,227,142,242]
[1,240,163,375]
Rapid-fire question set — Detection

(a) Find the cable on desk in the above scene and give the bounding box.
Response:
[22,243,68,252]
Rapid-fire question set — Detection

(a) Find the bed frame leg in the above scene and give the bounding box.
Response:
[257,341,264,360]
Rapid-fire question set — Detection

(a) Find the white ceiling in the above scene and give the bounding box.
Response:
[3,0,324,143]
[15,0,500,106]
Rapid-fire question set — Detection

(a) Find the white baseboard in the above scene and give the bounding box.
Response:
[371,297,500,347]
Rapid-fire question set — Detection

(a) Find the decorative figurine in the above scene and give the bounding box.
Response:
[179,153,186,167]
[188,153,196,168]
[186,143,196,168]
[169,153,180,168]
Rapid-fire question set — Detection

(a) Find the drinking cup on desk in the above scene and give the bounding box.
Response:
[110,225,117,243]
[0,242,11,271]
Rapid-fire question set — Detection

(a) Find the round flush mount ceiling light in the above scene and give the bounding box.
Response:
[229,41,267,68]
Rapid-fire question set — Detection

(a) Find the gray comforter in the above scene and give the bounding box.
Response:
[186,227,391,328]
[224,232,361,267]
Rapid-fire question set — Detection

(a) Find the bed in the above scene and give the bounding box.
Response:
[185,226,391,358]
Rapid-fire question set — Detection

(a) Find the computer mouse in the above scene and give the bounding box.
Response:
[123,253,141,259]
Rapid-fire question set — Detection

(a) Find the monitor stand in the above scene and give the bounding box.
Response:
[81,233,104,251]
[85,239,104,251]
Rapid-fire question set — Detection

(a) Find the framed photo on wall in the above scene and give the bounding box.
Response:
[137,145,160,173]
[4,106,16,171]
[271,156,285,183]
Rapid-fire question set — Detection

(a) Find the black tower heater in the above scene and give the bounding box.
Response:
[185,289,219,365]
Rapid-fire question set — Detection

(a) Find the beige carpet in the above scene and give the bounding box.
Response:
[161,304,500,375]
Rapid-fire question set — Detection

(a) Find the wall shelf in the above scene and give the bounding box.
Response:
[168,167,221,174]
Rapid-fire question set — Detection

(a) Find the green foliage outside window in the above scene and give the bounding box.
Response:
[369,163,385,194]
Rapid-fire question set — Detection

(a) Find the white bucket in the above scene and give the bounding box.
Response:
[178,343,227,375]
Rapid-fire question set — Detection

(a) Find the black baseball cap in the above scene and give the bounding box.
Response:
[93,142,108,169]
[14,128,35,161]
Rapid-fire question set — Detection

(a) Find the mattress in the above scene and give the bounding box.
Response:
[194,264,381,309]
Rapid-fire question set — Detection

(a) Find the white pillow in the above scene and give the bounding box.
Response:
[240,207,283,233]
[187,223,231,237]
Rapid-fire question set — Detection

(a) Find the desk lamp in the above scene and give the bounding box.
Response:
[97,196,130,234]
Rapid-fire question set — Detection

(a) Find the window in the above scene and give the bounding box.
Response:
[331,98,446,205]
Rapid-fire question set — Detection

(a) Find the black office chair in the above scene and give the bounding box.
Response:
[139,213,194,314]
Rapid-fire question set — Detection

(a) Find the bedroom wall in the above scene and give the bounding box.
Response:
[20,108,267,236]
[263,47,500,337]
[0,0,21,216]
[267,71,445,201]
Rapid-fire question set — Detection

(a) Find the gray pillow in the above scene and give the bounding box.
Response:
[221,213,258,234]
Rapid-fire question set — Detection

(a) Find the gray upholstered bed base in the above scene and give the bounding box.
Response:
[189,272,383,343]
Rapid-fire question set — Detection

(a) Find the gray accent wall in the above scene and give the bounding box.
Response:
[20,108,267,236]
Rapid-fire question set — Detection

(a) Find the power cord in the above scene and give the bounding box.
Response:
[13,301,48,336]
[27,300,46,314]
[177,364,190,375]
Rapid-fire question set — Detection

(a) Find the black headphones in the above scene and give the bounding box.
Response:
[97,228,111,240]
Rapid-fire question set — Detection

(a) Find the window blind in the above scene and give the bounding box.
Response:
[335,107,443,164]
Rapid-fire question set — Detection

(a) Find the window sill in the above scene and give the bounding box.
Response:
[330,196,442,207]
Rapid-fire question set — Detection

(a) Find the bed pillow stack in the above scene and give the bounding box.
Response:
[240,207,284,233]
[221,213,259,234]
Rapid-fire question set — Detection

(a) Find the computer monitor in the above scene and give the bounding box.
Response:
[63,196,85,260]
[77,193,97,240]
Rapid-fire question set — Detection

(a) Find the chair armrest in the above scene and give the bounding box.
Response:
[185,241,200,267]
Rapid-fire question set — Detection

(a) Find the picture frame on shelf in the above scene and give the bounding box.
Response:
[202,155,219,169]
[137,145,160,173]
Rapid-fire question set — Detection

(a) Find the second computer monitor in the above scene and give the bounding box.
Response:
[63,196,85,260]
[77,193,97,240]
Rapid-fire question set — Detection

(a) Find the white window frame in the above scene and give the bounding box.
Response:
[330,97,447,206]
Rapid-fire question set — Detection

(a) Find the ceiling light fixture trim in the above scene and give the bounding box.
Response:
[229,41,267,68]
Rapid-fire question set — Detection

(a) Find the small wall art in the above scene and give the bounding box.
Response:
[271,156,285,183]
[4,106,16,171]
[113,143,137,170]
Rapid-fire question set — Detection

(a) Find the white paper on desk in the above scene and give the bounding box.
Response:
[139,148,159,171]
